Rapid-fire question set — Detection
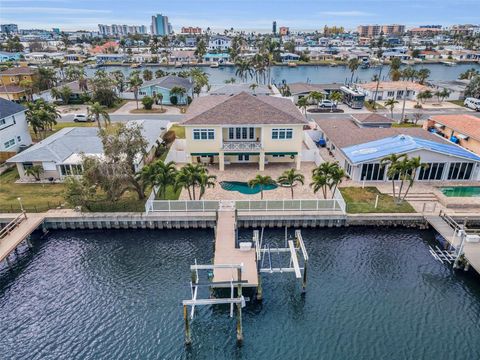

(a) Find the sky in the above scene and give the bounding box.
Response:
[1,0,479,32]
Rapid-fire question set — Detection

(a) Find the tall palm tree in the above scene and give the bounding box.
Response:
[248,175,276,200]
[277,169,304,199]
[128,73,143,109]
[389,57,402,81]
[198,172,216,199]
[380,153,407,199]
[170,86,187,104]
[141,160,178,199]
[88,102,110,129]
[308,91,324,108]
[310,174,329,199]
[384,98,399,118]
[235,58,253,82]
[416,68,430,84]
[347,58,360,84]
[249,83,258,94]
[329,91,343,111]
[328,166,346,198]
[401,157,428,201]
[311,162,344,199]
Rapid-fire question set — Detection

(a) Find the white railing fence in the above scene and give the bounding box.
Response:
[235,199,340,212]
[146,200,220,213]
[332,188,347,213]
[222,141,262,151]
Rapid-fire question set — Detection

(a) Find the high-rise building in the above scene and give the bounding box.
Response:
[357,24,405,37]
[272,21,277,34]
[151,14,171,36]
[1,24,18,34]
[98,24,147,36]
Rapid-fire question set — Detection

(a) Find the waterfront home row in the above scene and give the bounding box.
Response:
[7,120,164,182]
[182,92,307,171]
[315,117,480,182]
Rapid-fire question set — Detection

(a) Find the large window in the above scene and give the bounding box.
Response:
[227,127,256,140]
[447,162,474,180]
[344,160,352,176]
[272,128,293,140]
[360,163,385,181]
[4,138,15,149]
[59,164,83,176]
[418,163,445,180]
[193,128,215,140]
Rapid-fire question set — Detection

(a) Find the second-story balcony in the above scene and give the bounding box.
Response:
[222,141,262,152]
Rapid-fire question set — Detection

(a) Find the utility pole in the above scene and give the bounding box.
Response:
[399,86,408,124]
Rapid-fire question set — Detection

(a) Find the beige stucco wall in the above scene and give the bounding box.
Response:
[184,125,223,154]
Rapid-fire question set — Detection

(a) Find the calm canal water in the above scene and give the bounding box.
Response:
[87,63,480,84]
[1,228,480,359]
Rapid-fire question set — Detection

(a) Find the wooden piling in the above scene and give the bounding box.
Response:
[183,304,191,345]
[236,302,243,344]
[302,260,308,293]
[256,274,263,301]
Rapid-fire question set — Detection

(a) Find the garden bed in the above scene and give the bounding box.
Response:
[307,108,344,113]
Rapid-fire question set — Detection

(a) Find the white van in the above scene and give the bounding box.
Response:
[464,97,480,111]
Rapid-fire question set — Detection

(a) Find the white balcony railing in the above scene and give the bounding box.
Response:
[222,141,262,151]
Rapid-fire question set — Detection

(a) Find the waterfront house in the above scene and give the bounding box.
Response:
[426,79,470,100]
[0,99,32,155]
[0,66,39,101]
[7,120,164,182]
[280,53,300,62]
[23,52,65,64]
[182,92,307,171]
[208,36,231,51]
[95,54,127,64]
[137,75,193,105]
[207,83,274,96]
[33,80,92,103]
[0,51,22,63]
[356,81,433,102]
[424,115,480,156]
[316,118,480,182]
[203,53,230,64]
[287,83,328,104]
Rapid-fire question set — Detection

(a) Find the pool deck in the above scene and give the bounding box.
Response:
[213,201,258,288]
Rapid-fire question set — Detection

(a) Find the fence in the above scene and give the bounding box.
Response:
[146,200,220,213]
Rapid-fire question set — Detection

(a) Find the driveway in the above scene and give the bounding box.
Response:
[112,101,183,115]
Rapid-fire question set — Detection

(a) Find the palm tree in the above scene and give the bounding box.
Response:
[297,97,308,116]
[128,73,143,109]
[248,175,276,200]
[381,153,407,199]
[401,157,428,202]
[347,58,360,84]
[198,172,216,199]
[224,77,236,84]
[416,68,430,84]
[308,91,324,108]
[277,169,304,199]
[175,163,209,200]
[384,98,399,118]
[310,162,344,199]
[170,86,187,105]
[389,57,402,81]
[139,160,177,199]
[235,58,253,82]
[25,99,60,139]
[329,91,343,111]
[88,102,110,129]
[175,166,194,200]
[328,166,346,198]
[25,165,44,181]
[249,83,258,94]
[310,174,329,199]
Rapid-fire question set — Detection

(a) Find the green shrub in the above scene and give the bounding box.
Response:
[142,96,154,110]
[170,95,178,105]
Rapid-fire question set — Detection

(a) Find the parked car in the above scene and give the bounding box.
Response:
[73,114,94,122]
[464,97,480,111]
[318,100,335,108]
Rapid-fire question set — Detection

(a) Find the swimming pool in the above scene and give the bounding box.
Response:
[440,186,480,197]
[220,181,278,194]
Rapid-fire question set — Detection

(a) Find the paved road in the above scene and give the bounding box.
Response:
[59,114,185,123]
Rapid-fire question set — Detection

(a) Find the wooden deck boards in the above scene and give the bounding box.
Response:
[213,208,258,288]
[0,214,45,262]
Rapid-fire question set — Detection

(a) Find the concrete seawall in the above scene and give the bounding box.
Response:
[1,211,479,231]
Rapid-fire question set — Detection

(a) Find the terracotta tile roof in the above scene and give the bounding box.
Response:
[316,118,447,148]
[0,67,37,76]
[429,114,480,141]
[351,113,394,124]
[183,92,307,125]
[358,81,432,92]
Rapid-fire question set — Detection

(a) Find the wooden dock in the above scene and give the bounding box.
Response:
[0,213,45,263]
[213,201,258,288]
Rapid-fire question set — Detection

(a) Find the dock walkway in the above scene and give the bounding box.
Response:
[0,213,45,263]
[425,214,480,273]
[213,201,258,288]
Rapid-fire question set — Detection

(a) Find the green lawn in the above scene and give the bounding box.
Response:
[363,101,386,111]
[106,99,128,113]
[154,185,181,200]
[169,124,185,138]
[0,167,66,212]
[448,100,466,107]
[340,186,415,214]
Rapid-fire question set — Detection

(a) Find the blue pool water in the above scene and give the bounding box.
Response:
[220,181,278,195]
[440,186,480,197]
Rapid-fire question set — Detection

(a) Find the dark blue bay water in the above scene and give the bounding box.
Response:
[1,228,479,360]
[87,63,480,84]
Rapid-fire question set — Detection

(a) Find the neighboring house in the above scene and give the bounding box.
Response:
[208,36,231,51]
[356,81,433,101]
[0,98,32,153]
[349,113,394,128]
[7,119,164,182]
[23,52,65,63]
[203,53,230,63]
[168,50,196,64]
[207,83,274,96]
[33,80,92,103]
[287,83,328,104]
[95,54,127,64]
[424,115,480,156]
[426,79,470,101]
[182,92,307,171]
[0,51,22,63]
[64,54,86,63]
[316,118,480,182]
[138,75,193,105]
[0,66,39,101]
[280,53,300,62]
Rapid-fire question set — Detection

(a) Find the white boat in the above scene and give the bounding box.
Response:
[441,61,456,66]
[210,62,219,68]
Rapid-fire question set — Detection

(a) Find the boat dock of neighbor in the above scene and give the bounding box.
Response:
[425,210,480,273]
[182,201,309,345]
